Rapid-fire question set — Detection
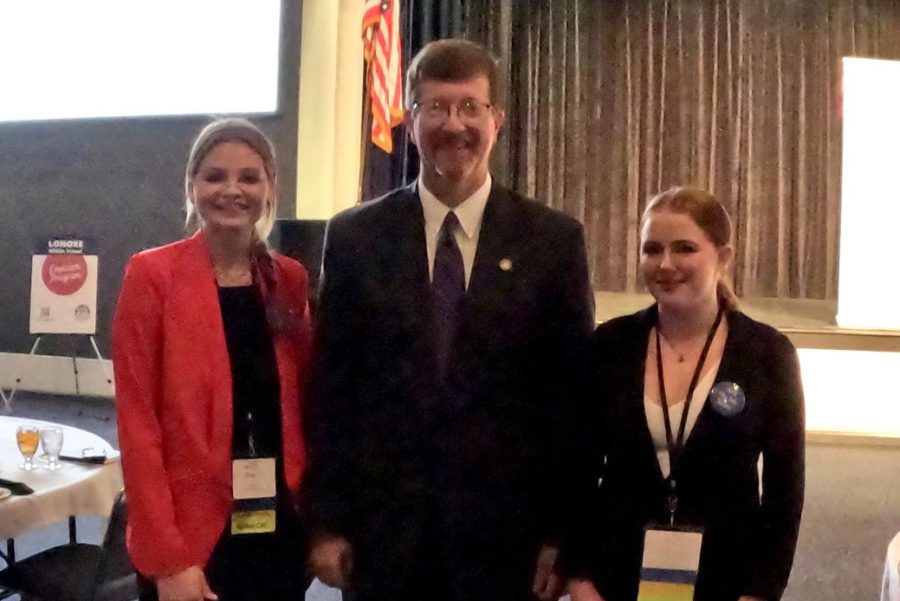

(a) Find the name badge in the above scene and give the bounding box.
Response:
[231,458,277,535]
[231,508,276,535]
[638,526,703,601]
[232,458,276,500]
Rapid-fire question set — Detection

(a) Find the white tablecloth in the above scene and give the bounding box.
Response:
[884,531,900,601]
[0,416,123,539]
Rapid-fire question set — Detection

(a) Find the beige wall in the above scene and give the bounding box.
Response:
[296,0,365,219]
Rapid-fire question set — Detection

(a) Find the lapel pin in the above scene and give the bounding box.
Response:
[499,258,513,272]
[709,381,746,416]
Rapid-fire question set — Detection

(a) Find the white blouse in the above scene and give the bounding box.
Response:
[644,356,722,478]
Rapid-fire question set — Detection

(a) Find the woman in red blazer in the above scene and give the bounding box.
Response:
[113,118,312,601]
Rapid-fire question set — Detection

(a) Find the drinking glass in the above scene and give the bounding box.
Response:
[40,426,65,471]
[16,425,40,471]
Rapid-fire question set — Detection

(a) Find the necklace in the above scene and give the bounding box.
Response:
[656,329,703,363]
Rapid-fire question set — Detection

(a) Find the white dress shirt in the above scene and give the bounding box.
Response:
[419,174,492,289]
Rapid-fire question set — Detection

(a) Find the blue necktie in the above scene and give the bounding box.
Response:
[432,211,465,377]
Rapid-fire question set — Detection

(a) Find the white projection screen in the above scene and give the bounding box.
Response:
[0,0,281,122]
[838,57,900,330]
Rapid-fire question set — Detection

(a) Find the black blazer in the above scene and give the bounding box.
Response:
[563,306,805,601]
[304,182,595,601]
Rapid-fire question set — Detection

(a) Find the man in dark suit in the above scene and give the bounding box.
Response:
[305,38,595,601]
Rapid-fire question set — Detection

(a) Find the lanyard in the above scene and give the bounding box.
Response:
[655,305,724,524]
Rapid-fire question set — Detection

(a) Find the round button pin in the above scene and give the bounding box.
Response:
[709,381,746,416]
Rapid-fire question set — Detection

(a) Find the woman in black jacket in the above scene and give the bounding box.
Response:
[565,187,805,601]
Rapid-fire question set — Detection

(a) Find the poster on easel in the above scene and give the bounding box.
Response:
[30,238,98,334]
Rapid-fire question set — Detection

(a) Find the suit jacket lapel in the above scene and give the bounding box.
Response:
[388,184,440,390]
[468,184,516,297]
[172,232,233,456]
[674,309,744,471]
[392,182,431,300]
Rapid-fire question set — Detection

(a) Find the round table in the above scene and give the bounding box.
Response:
[0,416,123,540]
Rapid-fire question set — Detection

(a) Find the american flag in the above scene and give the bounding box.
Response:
[362,0,403,153]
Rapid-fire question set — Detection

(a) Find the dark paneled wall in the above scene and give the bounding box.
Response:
[0,0,301,358]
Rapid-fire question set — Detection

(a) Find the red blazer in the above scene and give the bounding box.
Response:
[112,231,311,578]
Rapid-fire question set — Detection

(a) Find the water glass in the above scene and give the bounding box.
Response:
[40,426,65,471]
[16,425,40,471]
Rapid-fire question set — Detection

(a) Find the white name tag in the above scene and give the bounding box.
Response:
[232,458,276,500]
[638,526,703,601]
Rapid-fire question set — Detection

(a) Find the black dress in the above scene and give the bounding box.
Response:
[139,285,307,601]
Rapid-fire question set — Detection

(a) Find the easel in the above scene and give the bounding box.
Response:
[2,244,108,413]
[1,334,113,412]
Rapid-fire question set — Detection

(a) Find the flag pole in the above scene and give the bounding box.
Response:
[358,55,375,205]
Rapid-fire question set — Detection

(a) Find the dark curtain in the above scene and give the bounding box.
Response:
[507,0,900,300]
[361,0,900,300]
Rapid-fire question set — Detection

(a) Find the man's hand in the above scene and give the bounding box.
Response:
[567,578,605,601]
[309,535,354,589]
[532,545,563,600]
[156,566,218,601]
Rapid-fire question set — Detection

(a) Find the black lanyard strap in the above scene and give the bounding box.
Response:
[655,305,724,484]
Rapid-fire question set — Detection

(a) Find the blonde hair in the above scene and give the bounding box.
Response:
[184,117,278,243]
[642,186,739,310]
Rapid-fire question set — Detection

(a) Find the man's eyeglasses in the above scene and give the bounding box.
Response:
[411,98,494,124]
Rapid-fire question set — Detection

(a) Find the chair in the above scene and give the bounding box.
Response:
[0,491,138,601]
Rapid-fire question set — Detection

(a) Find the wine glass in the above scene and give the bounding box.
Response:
[40,426,65,471]
[16,425,40,471]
